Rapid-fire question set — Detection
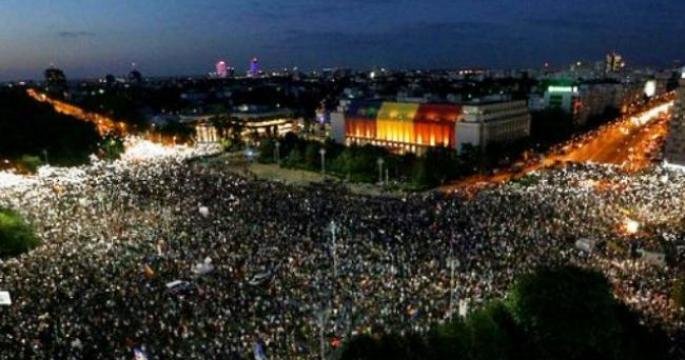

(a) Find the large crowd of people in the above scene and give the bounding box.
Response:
[0,148,684,359]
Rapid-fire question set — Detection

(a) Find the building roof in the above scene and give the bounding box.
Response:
[377,102,420,122]
[415,104,462,123]
[345,101,461,123]
[346,100,383,119]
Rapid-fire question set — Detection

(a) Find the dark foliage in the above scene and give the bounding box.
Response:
[0,88,102,167]
[0,208,40,258]
[341,266,669,360]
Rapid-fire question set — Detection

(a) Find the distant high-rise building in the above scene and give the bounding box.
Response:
[216,60,228,78]
[605,52,625,74]
[664,70,685,167]
[44,66,67,97]
[248,57,260,77]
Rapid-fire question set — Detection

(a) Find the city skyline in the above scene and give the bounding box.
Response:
[1,0,684,81]
[2,2,685,358]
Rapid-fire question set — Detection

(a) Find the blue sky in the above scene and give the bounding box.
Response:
[0,0,683,80]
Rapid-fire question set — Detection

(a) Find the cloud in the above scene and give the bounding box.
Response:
[57,31,95,39]
[244,0,410,21]
[263,20,528,68]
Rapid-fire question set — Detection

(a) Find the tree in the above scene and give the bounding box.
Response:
[331,148,353,177]
[304,142,320,170]
[99,135,125,161]
[424,147,459,184]
[17,155,42,174]
[507,266,622,360]
[0,88,101,166]
[613,303,668,360]
[158,120,195,144]
[340,333,428,360]
[258,138,275,163]
[458,143,482,175]
[0,208,40,258]
[411,158,432,188]
[466,302,514,360]
[673,276,685,310]
[341,266,670,360]
[285,148,303,168]
[425,317,469,360]
[340,334,381,360]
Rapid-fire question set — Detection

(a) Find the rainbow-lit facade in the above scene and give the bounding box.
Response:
[340,101,462,153]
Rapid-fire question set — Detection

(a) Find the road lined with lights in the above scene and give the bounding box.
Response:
[26,89,130,137]
[446,95,675,193]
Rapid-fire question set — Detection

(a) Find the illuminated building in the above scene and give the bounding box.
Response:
[331,101,462,154]
[544,83,580,114]
[216,61,228,78]
[230,106,297,138]
[247,57,260,77]
[456,100,531,150]
[605,52,625,74]
[664,71,685,167]
[543,80,638,126]
[644,80,657,98]
[182,106,297,143]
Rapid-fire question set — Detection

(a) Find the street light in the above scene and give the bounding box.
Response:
[319,148,327,176]
[447,246,460,320]
[377,157,384,185]
[317,306,329,360]
[244,147,256,163]
[329,220,338,279]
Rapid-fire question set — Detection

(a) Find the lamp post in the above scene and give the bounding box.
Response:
[329,220,338,279]
[319,148,327,176]
[318,307,329,360]
[447,251,460,320]
[377,157,384,185]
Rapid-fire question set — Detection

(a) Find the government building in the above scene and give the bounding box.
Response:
[331,99,531,154]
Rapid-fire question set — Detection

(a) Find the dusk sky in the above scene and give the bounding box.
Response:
[1,0,683,80]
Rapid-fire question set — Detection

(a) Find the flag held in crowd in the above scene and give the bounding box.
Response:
[133,347,149,360]
[0,291,11,306]
[253,339,268,360]
[192,257,214,275]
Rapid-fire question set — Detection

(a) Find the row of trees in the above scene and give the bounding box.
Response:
[257,133,481,188]
[340,266,669,360]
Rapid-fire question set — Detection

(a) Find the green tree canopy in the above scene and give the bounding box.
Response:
[257,138,275,163]
[99,135,125,161]
[340,266,668,360]
[0,208,40,258]
[507,266,621,360]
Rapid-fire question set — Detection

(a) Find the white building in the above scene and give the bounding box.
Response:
[181,108,298,144]
[456,100,531,151]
